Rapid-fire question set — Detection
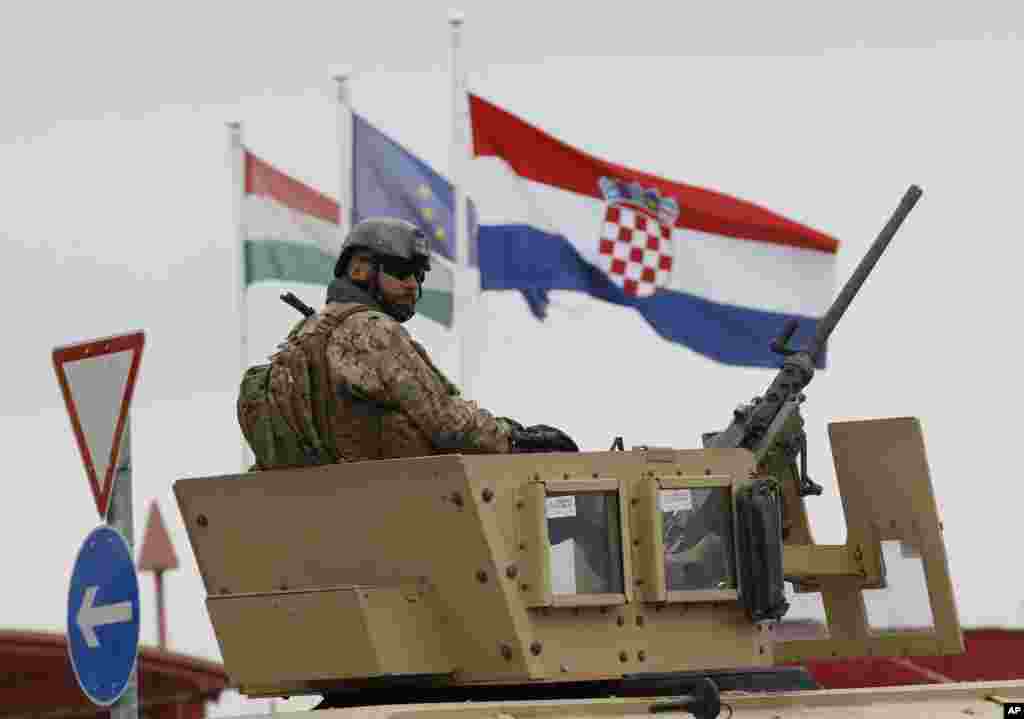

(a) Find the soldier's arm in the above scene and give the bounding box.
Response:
[329,313,511,453]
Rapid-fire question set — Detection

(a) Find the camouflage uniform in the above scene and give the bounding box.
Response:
[273,300,511,462]
[242,218,573,470]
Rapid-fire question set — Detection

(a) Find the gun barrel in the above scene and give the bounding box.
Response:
[809,184,922,363]
[281,291,316,318]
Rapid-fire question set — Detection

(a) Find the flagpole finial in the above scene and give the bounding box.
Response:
[331,66,354,105]
[226,121,242,147]
[331,64,353,83]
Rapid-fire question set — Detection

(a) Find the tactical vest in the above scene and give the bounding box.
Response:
[237,303,461,471]
[237,304,375,471]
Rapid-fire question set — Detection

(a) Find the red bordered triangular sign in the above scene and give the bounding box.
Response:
[52,331,145,519]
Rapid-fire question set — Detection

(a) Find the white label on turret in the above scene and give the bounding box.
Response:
[545,495,576,518]
[659,489,694,513]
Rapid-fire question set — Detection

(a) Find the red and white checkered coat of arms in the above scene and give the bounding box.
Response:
[596,176,679,298]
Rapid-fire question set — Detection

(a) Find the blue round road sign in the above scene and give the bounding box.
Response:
[67,525,140,706]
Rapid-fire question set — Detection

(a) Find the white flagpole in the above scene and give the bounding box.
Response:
[449,10,475,395]
[228,121,251,472]
[333,69,354,241]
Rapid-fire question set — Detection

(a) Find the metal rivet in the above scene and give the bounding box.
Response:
[520,583,530,591]
[196,514,209,528]
[635,579,645,586]
[506,565,519,579]
[617,616,625,627]
[476,570,488,583]
[518,542,526,550]
[451,492,464,507]
[219,587,229,595]
[500,644,513,660]
[530,641,543,656]
[280,583,288,591]
[630,498,639,506]
[638,651,646,661]
[704,468,711,475]
[619,651,628,662]
[482,488,494,502]
[636,616,645,627]
[516,501,524,510]
[563,473,570,480]
[600,606,608,614]
[560,664,569,673]
[633,539,640,546]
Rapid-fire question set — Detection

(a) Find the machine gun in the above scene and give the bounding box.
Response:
[703,185,923,503]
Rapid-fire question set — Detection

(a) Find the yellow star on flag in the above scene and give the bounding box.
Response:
[416,184,432,200]
[420,207,434,221]
[434,226,446,241]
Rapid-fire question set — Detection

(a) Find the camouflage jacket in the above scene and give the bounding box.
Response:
[280,300,511,462]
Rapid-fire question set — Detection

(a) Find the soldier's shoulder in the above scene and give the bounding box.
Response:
[328,306,408,350]
[320,303,388,328]
[340,308,398,332]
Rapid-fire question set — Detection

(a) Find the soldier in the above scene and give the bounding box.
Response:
[257,217,578,464]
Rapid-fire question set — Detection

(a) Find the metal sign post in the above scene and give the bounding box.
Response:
[54,331,144,717]
[107,419,139,719]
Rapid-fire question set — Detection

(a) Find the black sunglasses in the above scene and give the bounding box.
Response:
[377,257,426,284]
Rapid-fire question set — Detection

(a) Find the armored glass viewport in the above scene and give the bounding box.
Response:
[660,486,736,593]
[546,492,625,596]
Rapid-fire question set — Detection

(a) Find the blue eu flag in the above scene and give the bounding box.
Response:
[352,113,478,265]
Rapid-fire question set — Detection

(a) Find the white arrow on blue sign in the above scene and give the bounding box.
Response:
[67,525,141,706]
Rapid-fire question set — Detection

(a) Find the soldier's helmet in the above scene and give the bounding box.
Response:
[334,217,432,323]
[334,218,432,279]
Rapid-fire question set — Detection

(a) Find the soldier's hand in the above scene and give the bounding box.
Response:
[510,424,579,453]
[496,416,525,432]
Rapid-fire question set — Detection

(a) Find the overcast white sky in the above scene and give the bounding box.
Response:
[3,1,1023,715]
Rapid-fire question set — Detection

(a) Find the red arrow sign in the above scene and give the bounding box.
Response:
[52,331,145,519]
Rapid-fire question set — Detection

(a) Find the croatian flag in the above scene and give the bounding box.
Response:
[467,94,839,369]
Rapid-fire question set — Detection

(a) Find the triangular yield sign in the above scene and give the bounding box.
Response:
[52,331,145,519]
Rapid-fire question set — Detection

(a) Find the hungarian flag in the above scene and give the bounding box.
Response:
[242,151,340,288]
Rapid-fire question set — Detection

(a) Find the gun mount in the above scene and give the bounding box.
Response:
[700,186,925,566]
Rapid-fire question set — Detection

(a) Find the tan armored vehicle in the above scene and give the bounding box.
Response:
[174,188,1024,717]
